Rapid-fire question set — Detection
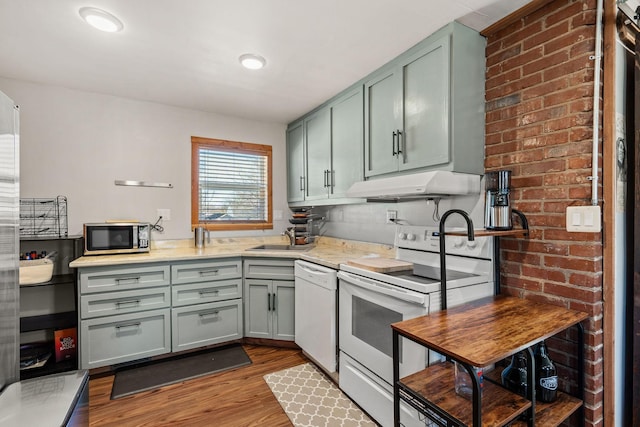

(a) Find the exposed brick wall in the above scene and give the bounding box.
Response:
[484,0,603,425]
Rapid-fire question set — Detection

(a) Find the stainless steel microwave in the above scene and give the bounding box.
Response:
[83,222,150,255]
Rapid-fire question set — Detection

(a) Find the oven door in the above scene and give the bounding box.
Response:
[338,271,430,384]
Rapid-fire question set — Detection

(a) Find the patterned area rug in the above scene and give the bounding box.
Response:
[264,363,377,427]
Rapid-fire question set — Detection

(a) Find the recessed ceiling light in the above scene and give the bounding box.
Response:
[79,7,124,33]
[239,54,266,70]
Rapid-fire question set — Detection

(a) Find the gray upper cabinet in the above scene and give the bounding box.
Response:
[330,87,364,198]
[304,108,331,201]
[286,86,364,205]
[364,36,449,177]
[287,22,485,202]
[365,22,484,178]
[286,121,305,203]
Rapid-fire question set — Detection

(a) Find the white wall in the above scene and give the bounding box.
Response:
[0,77,288,240]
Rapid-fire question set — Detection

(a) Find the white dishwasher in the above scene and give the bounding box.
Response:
[294,260,337,374]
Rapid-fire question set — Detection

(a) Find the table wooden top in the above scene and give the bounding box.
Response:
[391,295,589,367]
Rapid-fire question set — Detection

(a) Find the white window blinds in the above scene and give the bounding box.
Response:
[193,138,272,227]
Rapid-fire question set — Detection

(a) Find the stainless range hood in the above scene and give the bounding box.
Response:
[346,171,481,200]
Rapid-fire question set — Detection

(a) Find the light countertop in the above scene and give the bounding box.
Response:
[0,370,88,427]
[69,236,395,270]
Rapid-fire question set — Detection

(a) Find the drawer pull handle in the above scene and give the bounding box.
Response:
[199,311,220,319]
[116,299,141,308]
[115,322,141,331]
[116,276,141,285]
[199,289,220,296]
[198,269,219,277]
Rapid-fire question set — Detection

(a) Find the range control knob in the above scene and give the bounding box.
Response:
[398,233,407,240]
[466,240,478,249]
[406,233,416,241]
[452,237,465,248]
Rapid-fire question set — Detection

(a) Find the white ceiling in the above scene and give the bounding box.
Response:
[0,0,529,124]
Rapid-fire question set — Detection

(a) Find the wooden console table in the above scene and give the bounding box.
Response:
[391,295,588,426]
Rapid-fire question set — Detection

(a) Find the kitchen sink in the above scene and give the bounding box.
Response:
[246,244,313,251]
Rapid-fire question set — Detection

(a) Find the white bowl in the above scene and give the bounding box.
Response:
[19,258,54,285]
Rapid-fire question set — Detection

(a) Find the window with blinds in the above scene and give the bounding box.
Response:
[191,136,272,231]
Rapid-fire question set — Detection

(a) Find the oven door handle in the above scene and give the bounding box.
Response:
[337,271,426,305]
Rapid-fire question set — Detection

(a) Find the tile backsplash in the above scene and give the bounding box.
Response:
[315,194,485,245]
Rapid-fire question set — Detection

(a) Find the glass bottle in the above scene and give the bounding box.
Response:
[535,341,558,402]
[500,355,514,386]
[503,351,528,397]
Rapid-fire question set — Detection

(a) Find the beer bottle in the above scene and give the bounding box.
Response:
[503,351,528,397]
[535,341,558,402]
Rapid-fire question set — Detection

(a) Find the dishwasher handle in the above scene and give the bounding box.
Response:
[337,271,425,305]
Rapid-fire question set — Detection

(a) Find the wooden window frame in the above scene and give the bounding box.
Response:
[191,136,273,231]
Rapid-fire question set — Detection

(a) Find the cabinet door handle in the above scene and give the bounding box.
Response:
[199,310,220,319]
[198,269,219,277]
[323,170,327,187]
[267,292,272,311]
[115,322,141,331]
[392,131,398,156]
[199,289,220,296]
[272,294,277,311]
[115,276,141,285]
[116,299,140,308]
[397,130,403,154]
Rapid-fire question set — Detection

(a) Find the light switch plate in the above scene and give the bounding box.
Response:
[566,206,600,232]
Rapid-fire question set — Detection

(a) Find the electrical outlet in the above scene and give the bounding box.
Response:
[157,208,171,221]
[386,210,397,224]
[566,206,600,232]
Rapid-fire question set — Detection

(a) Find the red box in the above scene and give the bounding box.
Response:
[54,327,77,362]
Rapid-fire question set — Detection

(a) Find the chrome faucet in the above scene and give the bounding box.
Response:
[282,227,296,245]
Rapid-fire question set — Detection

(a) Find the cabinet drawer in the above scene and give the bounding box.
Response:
[243,259,294,280]
[79,264,170,294]
[80,287,170,319]
[80,308,170,369]
[171,299,243,352]
[171,259,242,284]
[171,279,242,307]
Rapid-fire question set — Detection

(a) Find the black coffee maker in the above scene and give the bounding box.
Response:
[484,170,512,230]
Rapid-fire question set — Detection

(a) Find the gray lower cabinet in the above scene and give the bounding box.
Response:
[78,258,243,370]
[171,299,243,352]
[170,258,243,352]
[78,263,172,369]
[171,259,242,284]
[79,264,170,294]
[243,259,295,341]
[80,308,171,369]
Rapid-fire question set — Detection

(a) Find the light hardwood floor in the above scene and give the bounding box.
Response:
[88,345,307,426]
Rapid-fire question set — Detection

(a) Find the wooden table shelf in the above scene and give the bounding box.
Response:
[400,363,531,426]
[391,295,589,426]
[483,369,583,427]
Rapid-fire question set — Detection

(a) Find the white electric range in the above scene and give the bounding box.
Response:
[338,225,495,427]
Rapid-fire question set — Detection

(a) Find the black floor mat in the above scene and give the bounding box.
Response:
[110,344,251,399]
